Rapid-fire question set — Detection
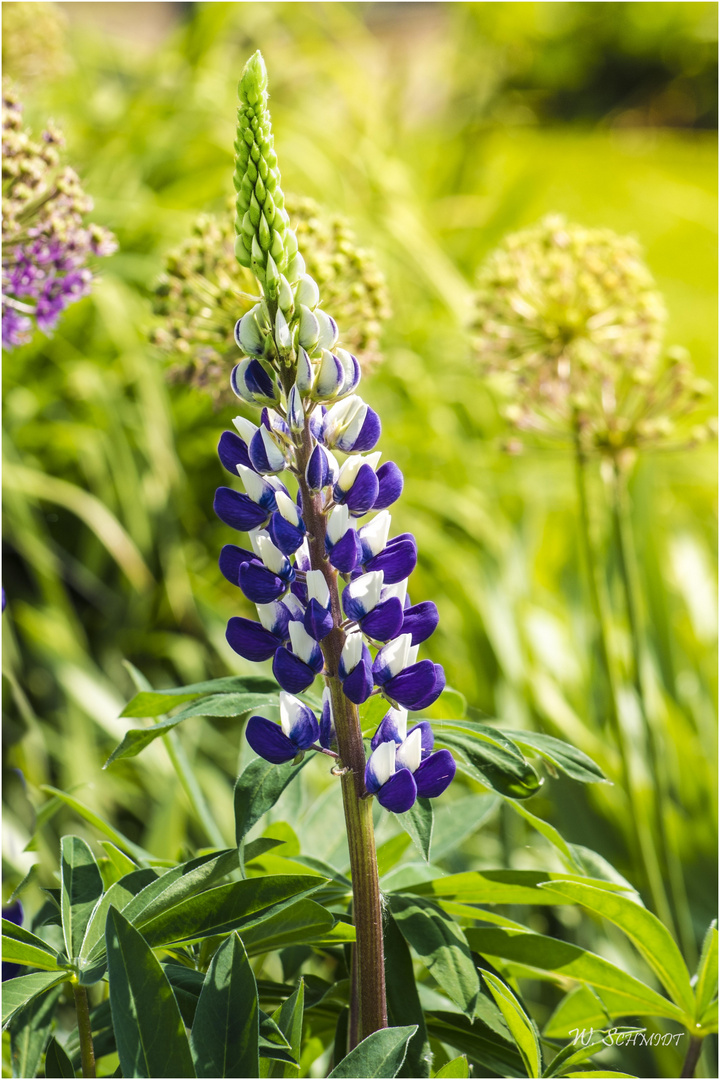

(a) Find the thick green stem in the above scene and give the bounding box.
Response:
[680,1035,703,1079]
[572,418,672,927]
[72,982,96,1079]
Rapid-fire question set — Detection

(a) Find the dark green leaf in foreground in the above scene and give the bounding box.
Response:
[1,971,69,1027]
[106,908,195,1078]
[384,912,431,1078]
[60,836,104,961]
[8,984,62,1080]
[118,848,239,933]
[434,730,541,799]
[397,797,434,862]
[44,1035,75,1078]
[121,675,279,717]
[388,894,478,1015]
[503,730,607,784]
[328,1025,417,1078]
[424,1011,523,1076]
[191,933,259,1078]
[267,980,304,1078]
[235,756,311,845]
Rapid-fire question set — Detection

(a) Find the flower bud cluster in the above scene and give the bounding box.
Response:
[1,2,68,86]
[2,83,116,349]
[471,215,717,457]
[151,196,389,404]
[215,54,453,816]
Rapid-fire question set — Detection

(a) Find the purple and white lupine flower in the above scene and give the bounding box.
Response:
[273,619,325,693]
[364,740,418,813]
[245,691,319,764]
[319,686,336,750]
[338,631,373,704]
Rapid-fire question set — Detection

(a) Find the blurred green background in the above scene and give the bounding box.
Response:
[2,3,717,1072]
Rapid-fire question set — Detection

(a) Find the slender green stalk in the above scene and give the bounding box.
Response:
[610,459,696,963]
[681,1035,704,1079]
[572,416,673,927]
[162,728,228,850]
[71,982,96,1079]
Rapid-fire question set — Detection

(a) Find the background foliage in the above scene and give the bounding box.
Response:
[2,3,717,1077]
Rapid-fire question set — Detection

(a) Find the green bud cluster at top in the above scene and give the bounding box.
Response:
[233,51,294,283]
[151,195,389,403]
[473,214,715,459]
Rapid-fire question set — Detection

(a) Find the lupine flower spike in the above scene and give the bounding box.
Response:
[216,52,454,816]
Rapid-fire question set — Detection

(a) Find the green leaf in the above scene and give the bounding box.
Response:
[118,848,239,933]
[503,731,607,784]
[432,1057,469,1078]
[504,800,585,872]
[240,898,339,955]
[106,908,195,1078]
[397,798,434,862]
[79,868,159,968]
[694,921,718,1023]
[388,895,479,1015]
[401,870,629,905]
[60,837,105,961]
[7,984,61,1080]
[100,842,139,878]
[422,686,467,720]
[235,757,311,845]
[385,913,431,1078]
[267,980,304,1078]
[44,1035,75,1077]
[433,730,541,799]
[360,694,390,736]
[424,1011,523,1076]
[1,920,62,971]
[106,692,278,765]
[482,971,541,1078]
[191,933,259,1078]
[544,985,668,1038]
[563,1073,637,1079]
[1,971,69,1027]
[328,1026,417,1078]
[539,881,695,1016]
[465,927,686,1023]
[39,788,153,864]
[121,675,278,717]
[542,1026,643,1078]
[138,876,325,948]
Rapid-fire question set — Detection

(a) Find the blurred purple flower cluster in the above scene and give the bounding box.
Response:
[2,82,116,349]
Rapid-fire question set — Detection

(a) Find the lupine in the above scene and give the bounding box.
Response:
[217,56,452,813]
[1,83,116,350]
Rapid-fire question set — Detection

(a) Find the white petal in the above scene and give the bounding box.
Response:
[396,728,422,773]
[360,511,392,557]
[306,569,330,608]
[275,490,300,526]
[260,426,286,471]
[288,620,316,664]
[379,633,412,678]
[341,631,363,672]
[368,740,396,788]
[238,464,269,505]
[279,690,303,737]
[233,416,258,443]
[346,571,384,613]
[256,533,286,575]
[327,504,354,545]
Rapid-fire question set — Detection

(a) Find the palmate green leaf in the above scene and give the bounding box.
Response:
[80,868,159,969]
[694,921,718,1024]
[388,894,479,1015]
[539,881,695,1017]
[8,984,62,1080]
[397,797,434,862]
[2,971,69,1027]
[424,1011,523,1076]
[39,788,154,865]
[327,1025,417,1078]
[139,876,325,948]
[266,980,304,1078]
[120,675,278,717]
[106,692,278,765]
[400,870,632,905]
[482,971,541,1078]
[384,913,431,1078]
[44,1035,75,1078]
[106,908,195,1079]
[191,933,259,1078]
[60,837,105,962]
[503,731,607,784]
[465,928,686,1023]
[1,919,63,971]
[432,1056,469,1078]
[235,756,312,845]
[433,729,541,799]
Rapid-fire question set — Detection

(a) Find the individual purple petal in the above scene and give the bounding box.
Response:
[370,708,408,751]
[219,544,254,586]
[327,529,361,574]
[373,461,404,510]
[304,598,333,641]
[244,359,276,399]
[384,660,438,708]
[246,716,297,764]
[410,664,446,711]
[408,720,434,754]
[360,597,405,642]
[226,617,280,662]
[414,749,456,798]
[365,537,417,584]
[319,690,335,749]
[285,708,319,752]
[239,561,287,604]
[341,465,380,517]
[341,657,373,704]
[218,431,252,474]
[402,601,439,646]
[249,427,285,474]
[268,512,305,556]
[348,407,381,453]
[377,770,418,813]
[214,487,269,532]
[272,647,318,694]
[305,443,329,492]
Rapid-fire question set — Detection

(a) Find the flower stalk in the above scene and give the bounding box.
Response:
[71,981,96,1079]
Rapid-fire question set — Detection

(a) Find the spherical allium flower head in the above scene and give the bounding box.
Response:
[473,215,714,457]
[1,82,116,350]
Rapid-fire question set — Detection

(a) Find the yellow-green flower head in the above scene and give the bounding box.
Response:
[233,51,295,283]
